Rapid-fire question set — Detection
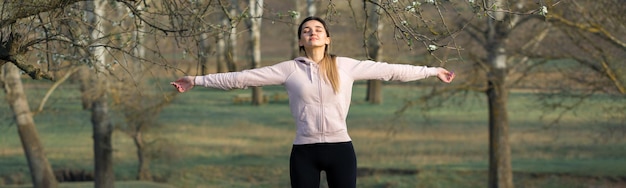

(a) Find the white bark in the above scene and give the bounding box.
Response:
[249,0,263,69]
[248,0,264,105]
[85,1,114,187]
[227,0,238,71]
[307,0,316,17]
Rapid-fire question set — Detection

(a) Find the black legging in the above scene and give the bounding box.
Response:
[289,141,357,188]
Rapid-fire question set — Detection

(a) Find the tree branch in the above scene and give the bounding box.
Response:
[547,14,626,51]
[0,33,55,80]
[0,0,82,28]
[115,0,188,35]
[35,66,79,113]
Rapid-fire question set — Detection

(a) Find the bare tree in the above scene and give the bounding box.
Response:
[216,23,228,73]
[225,0,240,72]
[110,79,178,181]
[367,1,541,187]
[0,1,89,187]
[2,63,58,187]
[371,1,624,187]
[544,0,625,94]
[364,0,385,104]
[290,1,302,59]
[483,1,514,186]
[0,0,225,186]
[246,0,265,105]
[537,0,626,141]
[81,1,116,187]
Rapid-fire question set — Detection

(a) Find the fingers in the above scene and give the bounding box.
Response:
[170,82,186,92]
[438,68,455,83]
[446,71,455,82]
[170,76,195,93]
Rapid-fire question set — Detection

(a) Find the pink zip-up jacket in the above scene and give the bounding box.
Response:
[194,56,440,145]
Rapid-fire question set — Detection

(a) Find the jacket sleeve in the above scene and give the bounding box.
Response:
[338,57,440,82]
[194,61,293,90]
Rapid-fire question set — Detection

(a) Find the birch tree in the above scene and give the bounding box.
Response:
[307,0,317,17]
[246,0,264,105]
[226,0,240,72]
[82,1,115,187]
[364,0,385,104]
[2,64,58,187]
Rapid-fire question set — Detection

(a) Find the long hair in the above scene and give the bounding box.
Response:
[297,16,340,94]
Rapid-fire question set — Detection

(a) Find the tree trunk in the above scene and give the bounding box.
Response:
[216,4,231,74]
[306,0,316,17]
[248,0,264,105]
[2,63,58,188]
[134,0,148,73]
[366,80,382,104]
[199,33,212,75]
[487,66,513,188]
[91,93,114,188]
[216,24,228,73]
[133,132,152,181]
[85,1,115,187]
[365,0,384,104]
[486,0,513,187]
[226,0,239,72]
[291,0,301,59]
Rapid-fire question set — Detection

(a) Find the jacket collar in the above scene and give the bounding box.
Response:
[294,57,315,65]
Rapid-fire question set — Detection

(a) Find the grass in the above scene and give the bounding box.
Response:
[0,181,176,188]
[1,79,625,187]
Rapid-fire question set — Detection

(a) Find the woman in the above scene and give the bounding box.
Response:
[171,16,455,188]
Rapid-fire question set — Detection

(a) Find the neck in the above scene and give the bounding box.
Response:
[305,46,326,63]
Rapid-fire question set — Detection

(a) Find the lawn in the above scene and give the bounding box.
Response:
[0,79,625,188]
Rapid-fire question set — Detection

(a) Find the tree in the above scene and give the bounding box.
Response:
[82,1,115,186]
[0,1,91,187]
[0,0,223,186]
[536,0,626,141]
[246,0,265,105]
[483,1,514,186]
[226,0,241,72]
[370,1,624,187]
[364,0,385,104]
[307,0,317,17]
[366,1,543,187]
[110,80,178,181]
[2,63,58,187]
[544,0,625,94]
[290,1,302,59]
[216,22,228,73]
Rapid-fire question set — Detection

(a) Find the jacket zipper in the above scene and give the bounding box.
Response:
[317,65,325,143]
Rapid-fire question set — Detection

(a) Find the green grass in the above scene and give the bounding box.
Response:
[1,79,625,187]
[0,181,176,188]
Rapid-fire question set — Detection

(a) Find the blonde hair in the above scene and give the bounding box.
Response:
[298,16,340,94]
[320,54,339,93]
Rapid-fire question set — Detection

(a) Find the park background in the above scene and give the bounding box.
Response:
[0,0,624,187]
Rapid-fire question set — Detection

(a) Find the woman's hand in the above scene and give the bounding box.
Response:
[436,68,455,83]
[171,76,195,93]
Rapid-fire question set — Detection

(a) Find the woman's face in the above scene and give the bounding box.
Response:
[299,20,330,49]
